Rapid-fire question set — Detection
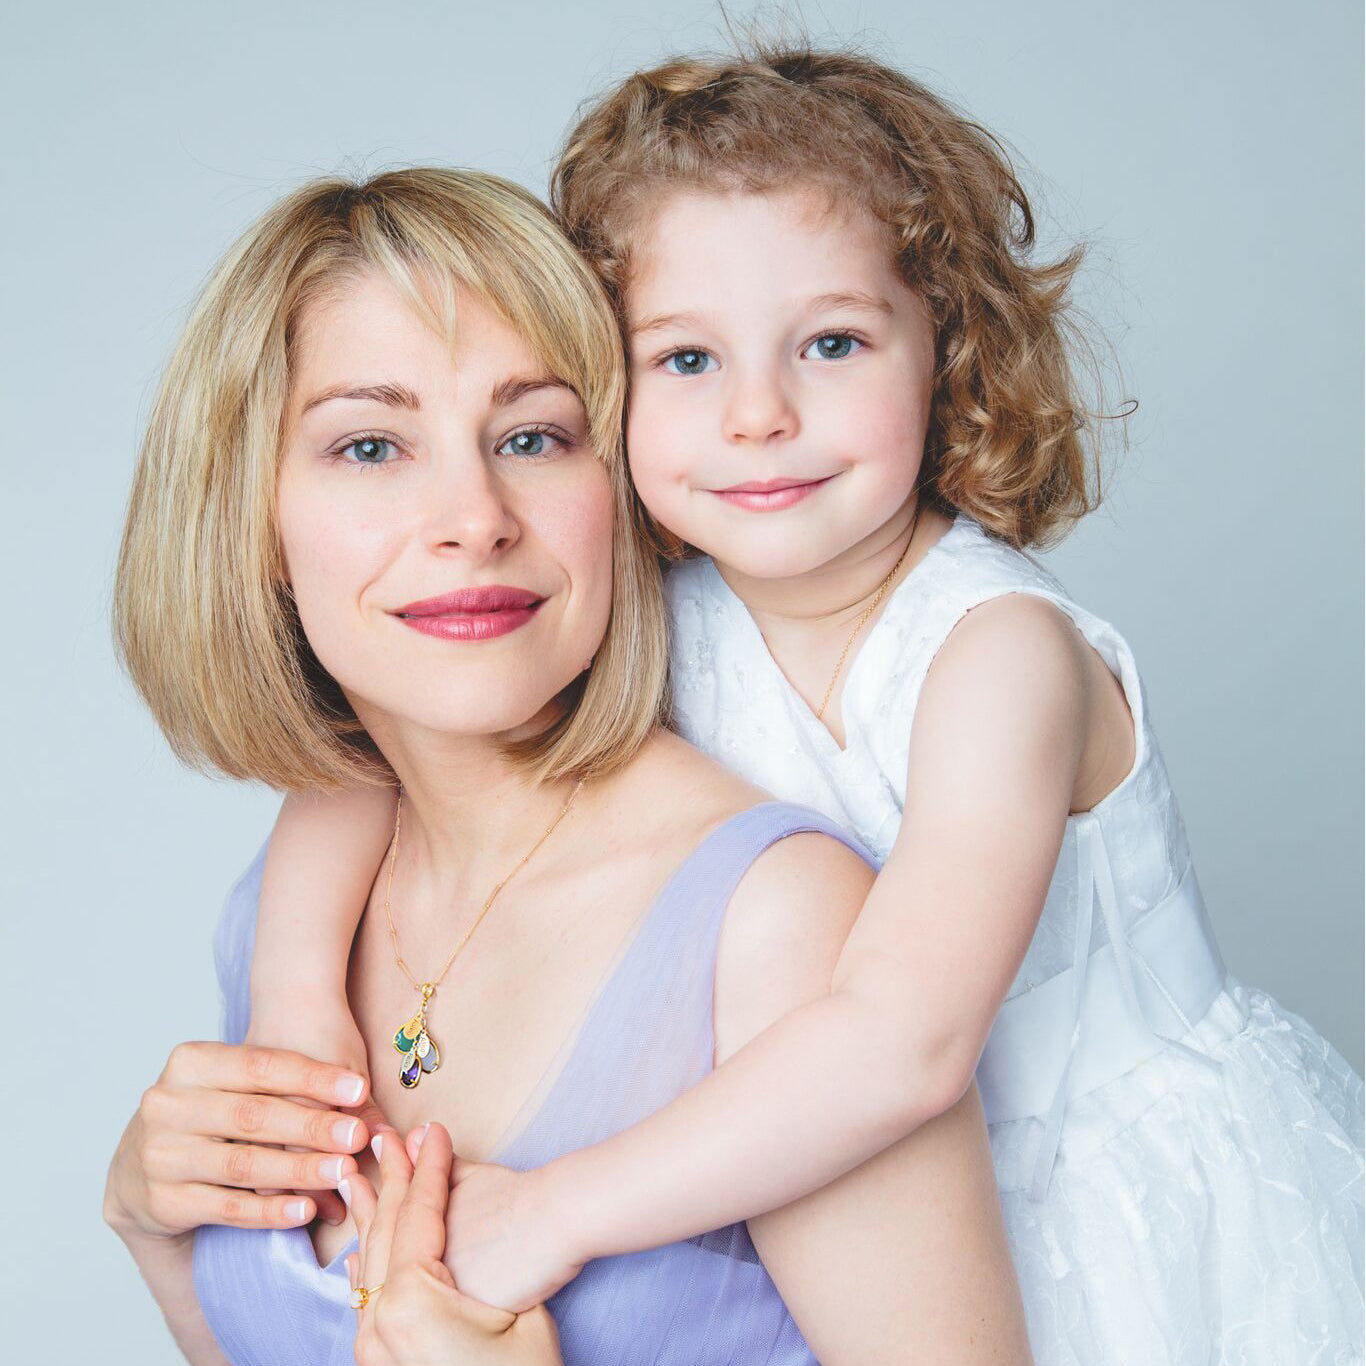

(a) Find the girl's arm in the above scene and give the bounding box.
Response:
[715,831,1032,1363]
[472,595,1100,1291]
[247,783,398,1074]
[247,784,397,1222]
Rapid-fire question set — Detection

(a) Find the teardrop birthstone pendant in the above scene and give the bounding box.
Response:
[393,983,442,1089]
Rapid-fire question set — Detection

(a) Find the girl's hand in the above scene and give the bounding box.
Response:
[103,1040,377,1247]
[427,1148,584,1313]
[345,1123,563,1366]
[245,991,374,1227]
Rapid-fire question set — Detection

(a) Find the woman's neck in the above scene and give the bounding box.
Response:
[358,718,584,911]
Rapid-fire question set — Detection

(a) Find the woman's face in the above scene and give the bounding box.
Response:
[277,268,614,744]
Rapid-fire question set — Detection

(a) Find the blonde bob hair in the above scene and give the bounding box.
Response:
[115,168,669,793]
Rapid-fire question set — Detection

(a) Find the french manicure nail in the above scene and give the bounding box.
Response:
[336,1074,365,1105]
[286,1199,311,1223]
[321,1155,345,1182]
[338,1178,353,1207]
[333,1118,359,1149]
[411,1123,430,1153]
[370,1133,385,1161]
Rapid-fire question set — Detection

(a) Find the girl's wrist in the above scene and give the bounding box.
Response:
[250,966,348,1004]
[534,1151,600,1269]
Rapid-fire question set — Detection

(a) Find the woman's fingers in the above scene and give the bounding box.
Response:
[173,1182,319,1230]
[150,1085,368,1153]
[153,1134,359,1192]
[162,1040,368,1107]
[387,1123,454,1275]
[356,1131,414,1294]
[345,1171,380,1255]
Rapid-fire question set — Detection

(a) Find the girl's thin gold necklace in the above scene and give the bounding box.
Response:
[382,779,583,1089]
[814,508,922,723]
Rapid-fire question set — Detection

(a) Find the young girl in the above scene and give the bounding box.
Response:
[246,43,1365,1363]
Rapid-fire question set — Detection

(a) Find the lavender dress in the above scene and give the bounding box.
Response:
[193,802,875,1366]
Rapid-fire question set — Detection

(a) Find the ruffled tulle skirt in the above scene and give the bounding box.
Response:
[991,977,1364,1365]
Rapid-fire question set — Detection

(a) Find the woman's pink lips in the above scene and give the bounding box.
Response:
[391,585,544,642]
[709,475,834,511]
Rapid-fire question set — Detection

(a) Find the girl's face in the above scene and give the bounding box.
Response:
[624,187,936,581]
[277,268,614,744]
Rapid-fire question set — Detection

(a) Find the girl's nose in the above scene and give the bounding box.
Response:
[721,367,801,446]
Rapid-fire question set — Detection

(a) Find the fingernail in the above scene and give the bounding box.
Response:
[333,1118,360,1149]
[286,1199,311,1223]
[411,1123,430,1153]
[336,1074,366,1104]
[370,1133,384,1160]
[321,1155,345,1182]
[338,1178,353,1207]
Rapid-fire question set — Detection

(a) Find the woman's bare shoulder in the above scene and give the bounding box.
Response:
[612,728,771,845]
[713,830,875,1063]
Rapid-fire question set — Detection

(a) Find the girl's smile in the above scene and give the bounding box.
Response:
[625,185,936,586]
[707,473,839,511]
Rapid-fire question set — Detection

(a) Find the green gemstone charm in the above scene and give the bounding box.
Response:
[393,985,442,1089]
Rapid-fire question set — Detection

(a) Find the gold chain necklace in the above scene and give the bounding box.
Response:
[814,508,922,724]
[382,779,583,1090]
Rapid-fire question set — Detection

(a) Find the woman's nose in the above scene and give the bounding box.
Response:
[721,366,800,446]
[424,459,520,561]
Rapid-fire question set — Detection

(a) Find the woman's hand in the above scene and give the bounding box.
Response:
[345,1123,563,1366]
[245,994,375,1227]
[104,1039,377,1247]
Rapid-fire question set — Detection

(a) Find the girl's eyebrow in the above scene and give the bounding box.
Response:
[630,292,894,340]
[807,290,894,316]
[630,310,704,339]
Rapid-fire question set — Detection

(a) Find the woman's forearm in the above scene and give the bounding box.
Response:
[546,984,966,1262]
[114,1228,231,1366]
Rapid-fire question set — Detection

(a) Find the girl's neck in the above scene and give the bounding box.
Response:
[714,497,955,640]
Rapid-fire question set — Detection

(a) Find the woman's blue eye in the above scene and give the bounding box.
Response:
[663,349,717,376]
[803,334,861,361]
[341,436,397,464]
[497,429,560,459]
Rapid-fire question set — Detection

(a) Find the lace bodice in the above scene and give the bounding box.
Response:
[666,510,1196,1000]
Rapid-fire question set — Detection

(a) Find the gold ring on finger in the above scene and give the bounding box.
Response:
[350,1282,384,1310]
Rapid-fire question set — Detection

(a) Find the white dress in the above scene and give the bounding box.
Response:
[666,509,1365,1366]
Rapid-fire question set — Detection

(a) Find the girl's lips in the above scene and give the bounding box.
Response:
[709,475,834,512]
[391,585,545,642]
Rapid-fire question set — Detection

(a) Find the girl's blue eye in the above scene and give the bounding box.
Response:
[497,428,562,459]
[341,436,397,464]
[803,334,862,361]
[663,349,717,376]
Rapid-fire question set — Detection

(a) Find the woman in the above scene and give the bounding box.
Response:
[103,168,1031,1365]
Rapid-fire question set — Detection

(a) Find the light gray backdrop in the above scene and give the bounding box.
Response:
[3,2,1361,1362]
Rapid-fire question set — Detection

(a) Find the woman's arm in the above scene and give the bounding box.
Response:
[104,1223,230,1366]
[104,1041,377,1360]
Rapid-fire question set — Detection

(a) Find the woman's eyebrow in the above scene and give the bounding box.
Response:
[301,382,422,414]
[489,373,574,407]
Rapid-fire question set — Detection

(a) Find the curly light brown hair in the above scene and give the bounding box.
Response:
[552,41,1118,549]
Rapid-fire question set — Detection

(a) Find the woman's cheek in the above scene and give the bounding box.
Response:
[547,464,616,626]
